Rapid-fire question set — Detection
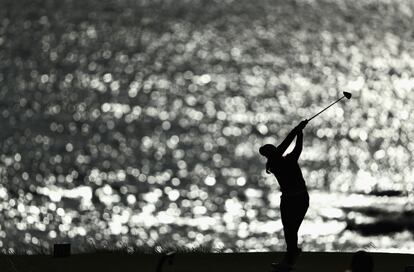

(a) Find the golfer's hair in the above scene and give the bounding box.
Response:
[259,144,277,157]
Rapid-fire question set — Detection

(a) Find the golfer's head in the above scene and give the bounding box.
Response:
[259,144,277,158]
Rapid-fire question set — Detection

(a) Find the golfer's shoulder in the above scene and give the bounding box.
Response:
[284,153,297,160]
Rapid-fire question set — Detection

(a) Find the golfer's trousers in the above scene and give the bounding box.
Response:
[280,191,309,252]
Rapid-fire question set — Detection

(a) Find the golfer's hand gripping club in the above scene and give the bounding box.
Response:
[295,120,308,132]
[299,120,308,130]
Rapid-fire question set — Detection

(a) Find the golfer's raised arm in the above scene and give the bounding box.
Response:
[276,120,307,156]
[275,127,299,155]
[290,130,303,160]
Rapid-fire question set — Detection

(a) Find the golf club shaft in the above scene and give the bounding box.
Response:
[308,96,345,121]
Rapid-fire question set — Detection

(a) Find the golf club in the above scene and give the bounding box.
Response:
[307,91,352,122]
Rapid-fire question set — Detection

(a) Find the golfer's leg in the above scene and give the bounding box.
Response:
[288,216,299,251]
[292,197,309,248]
[281,198,298,252]
[283,224,297,252]
[280,198,290,250]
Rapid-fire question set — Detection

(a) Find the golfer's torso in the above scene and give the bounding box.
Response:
[269,157,307,195]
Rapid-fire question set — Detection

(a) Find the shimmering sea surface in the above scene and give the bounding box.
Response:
[0,0,413,253]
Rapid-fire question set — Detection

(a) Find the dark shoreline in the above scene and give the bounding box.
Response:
[1,251,413,272]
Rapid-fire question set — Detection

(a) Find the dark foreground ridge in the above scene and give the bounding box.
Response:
[1,251,413,272]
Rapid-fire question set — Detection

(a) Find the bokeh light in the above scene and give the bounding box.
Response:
[0,0,413,254]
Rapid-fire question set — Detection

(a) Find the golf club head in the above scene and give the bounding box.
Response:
[343,91,352,99]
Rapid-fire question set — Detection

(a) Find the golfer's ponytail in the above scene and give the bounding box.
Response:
[266,161,271,174]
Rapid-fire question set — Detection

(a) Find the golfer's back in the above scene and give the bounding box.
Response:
[268,154,307,195]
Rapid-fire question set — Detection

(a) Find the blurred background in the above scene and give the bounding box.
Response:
[0,0,413,254]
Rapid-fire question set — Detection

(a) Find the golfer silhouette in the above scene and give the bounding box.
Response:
[259,120,309,265]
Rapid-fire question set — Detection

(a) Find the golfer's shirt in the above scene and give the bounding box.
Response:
[268,153,307,196]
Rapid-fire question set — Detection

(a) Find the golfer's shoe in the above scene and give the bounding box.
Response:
[272,248,302,267]
[270,262,293,272]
